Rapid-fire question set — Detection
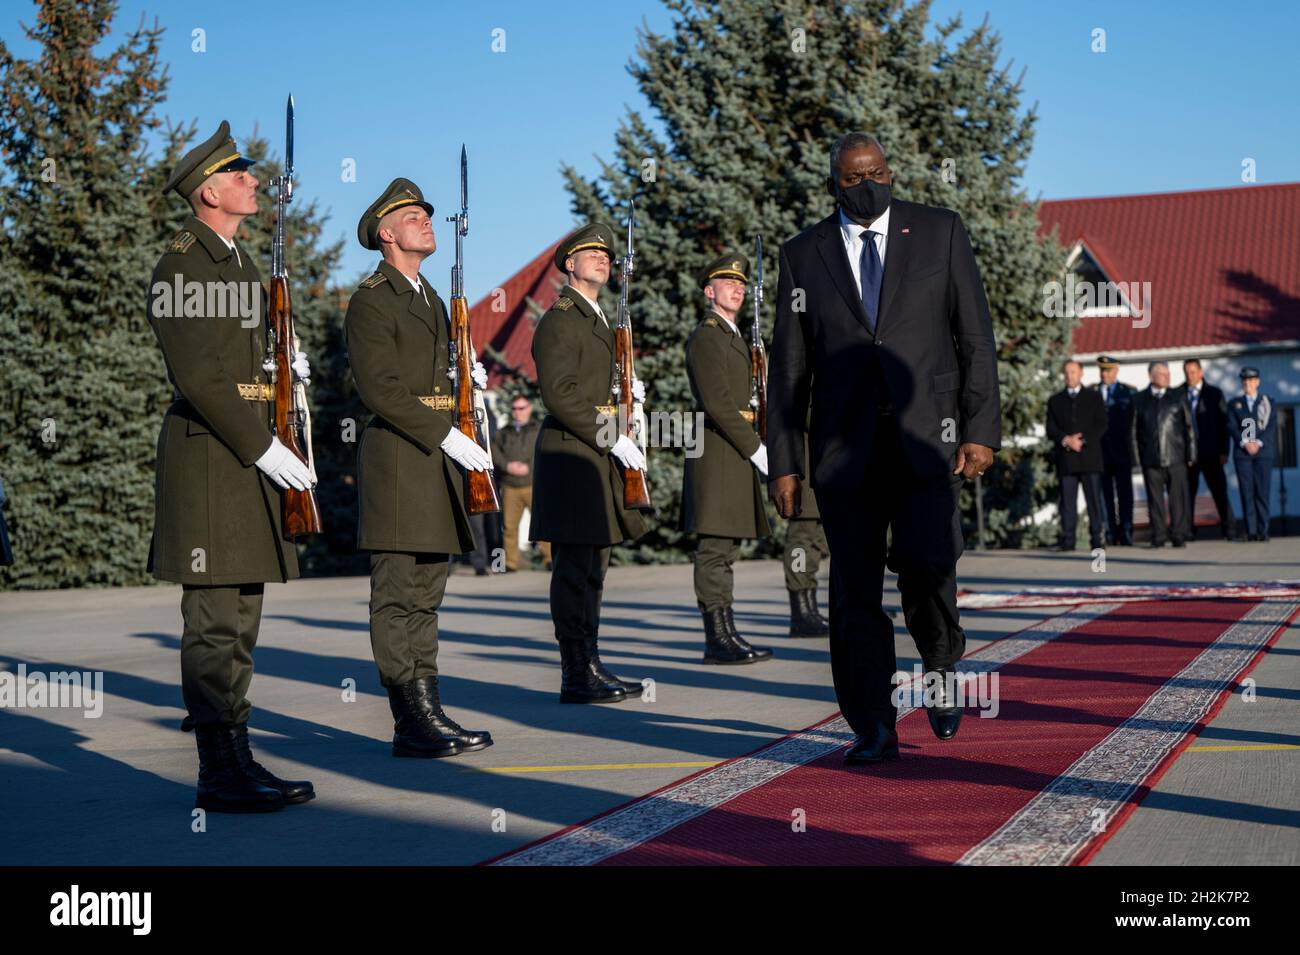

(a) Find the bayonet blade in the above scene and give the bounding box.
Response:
[460,144,468,213]
[285,94,295,180]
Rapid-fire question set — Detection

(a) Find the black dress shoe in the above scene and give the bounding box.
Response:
[788,589,829,638]
[193,725,285,813]
[587,639,646,696]
[843,722,900,764]
[412,675,493,752]
[924,669,963,741]
[558,640,627,703]
[387,681,463,757]
[1171,540,1186,548]
[701,608,759,664]
[723,607,773,661]
[231,724,315,803]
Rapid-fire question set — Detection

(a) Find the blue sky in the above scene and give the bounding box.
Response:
[6,0,1298,301]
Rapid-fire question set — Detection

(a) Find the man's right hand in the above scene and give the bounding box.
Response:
[770,473,802,519]
[255,437,316,491]
[441,429,492,472]
[611,433,647,471]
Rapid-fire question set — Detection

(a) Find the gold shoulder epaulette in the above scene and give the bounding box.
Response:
[166,230,197,254]
[703,317,719,327]
[553,296,574,311]
[359,272,388,290]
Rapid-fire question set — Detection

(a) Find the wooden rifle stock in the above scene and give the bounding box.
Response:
[450,294,501,515]
[750,341,768,443]
[614,323,652,510]
[269,274,322,539]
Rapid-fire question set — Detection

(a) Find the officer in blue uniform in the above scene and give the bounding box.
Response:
[1227,368,1275,541]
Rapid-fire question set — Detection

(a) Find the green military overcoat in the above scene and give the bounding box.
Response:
[530,285,649,546]
[344,260,474,554]
[146,216,299,586]
[681,312,770,539]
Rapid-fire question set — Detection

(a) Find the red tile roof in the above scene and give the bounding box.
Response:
[1038,183,1300,353]
[472,184,1300,384]
[467,240,563,387]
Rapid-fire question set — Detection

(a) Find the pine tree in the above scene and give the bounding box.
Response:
[0,0,176,588]
[562,0,1072,557]
[0,1,358,588]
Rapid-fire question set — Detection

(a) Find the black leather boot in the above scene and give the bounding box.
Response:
[587,638,645,696]
[559,640,627,703]
[723,607,773,660]
[843,720,901,765]
[194,724,285,813]
[788,589,830,638]
[925,668,963,741]
[387,681,462,758]
[230,724,315,804]
[414,674,493,752]
[702,608,758,664]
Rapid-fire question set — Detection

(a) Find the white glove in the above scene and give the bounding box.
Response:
[750,443,768,477]
[291,349,311,385]
[472,361,487,390]
[441,428,492,472]
[255,437,316,491]
[631,378,645,403]
[610,433,646,471]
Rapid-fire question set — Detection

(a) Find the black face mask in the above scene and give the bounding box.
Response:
[833,178,891,221]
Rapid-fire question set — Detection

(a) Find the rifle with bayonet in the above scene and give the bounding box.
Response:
[749,234,768,442]
[266,93,322,539]
[447,144,501,515]
[612,199,653,511]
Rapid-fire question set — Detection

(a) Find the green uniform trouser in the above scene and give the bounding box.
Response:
[549,543,610,644]
[694,535,741,612]
[784,519,828,593]
[369,551,449,687]
[180,583,264,727]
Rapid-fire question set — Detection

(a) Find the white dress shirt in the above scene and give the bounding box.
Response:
[710,307,740,336]
[839,205,891,292]
[194,218,241,268]
[401,271,430,307]
[571,287,608,326]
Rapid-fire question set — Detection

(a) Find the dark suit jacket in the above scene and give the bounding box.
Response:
[1130,387,1197,469]
[1090,380,1135,467]
[1046,388,1107,475]
[1177,382,1230,460]
[768,202,1001,490]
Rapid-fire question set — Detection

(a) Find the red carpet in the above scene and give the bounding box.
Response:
[490,597,1296,866]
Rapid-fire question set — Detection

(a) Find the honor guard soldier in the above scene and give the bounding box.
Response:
[783,434,831,638]
[148,121,316,813]
[1228,368,1275,541]
[346,178,494,757]
[530,223,649,703]
[682,252,775,664]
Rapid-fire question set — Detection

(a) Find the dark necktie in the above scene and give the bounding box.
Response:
[859,231,882,332]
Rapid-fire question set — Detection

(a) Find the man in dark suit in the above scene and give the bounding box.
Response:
[1046,360,1107,550]
[768,132,1001,765]
[1091,356,1136,545]
[1178,358,1238,540]
[1130,362,1197,547]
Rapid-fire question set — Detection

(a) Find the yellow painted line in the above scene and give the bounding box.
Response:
[1184,744,1299,752]
[472,760,721,775]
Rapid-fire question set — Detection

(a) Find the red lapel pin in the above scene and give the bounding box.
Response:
[901,228,910,234]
